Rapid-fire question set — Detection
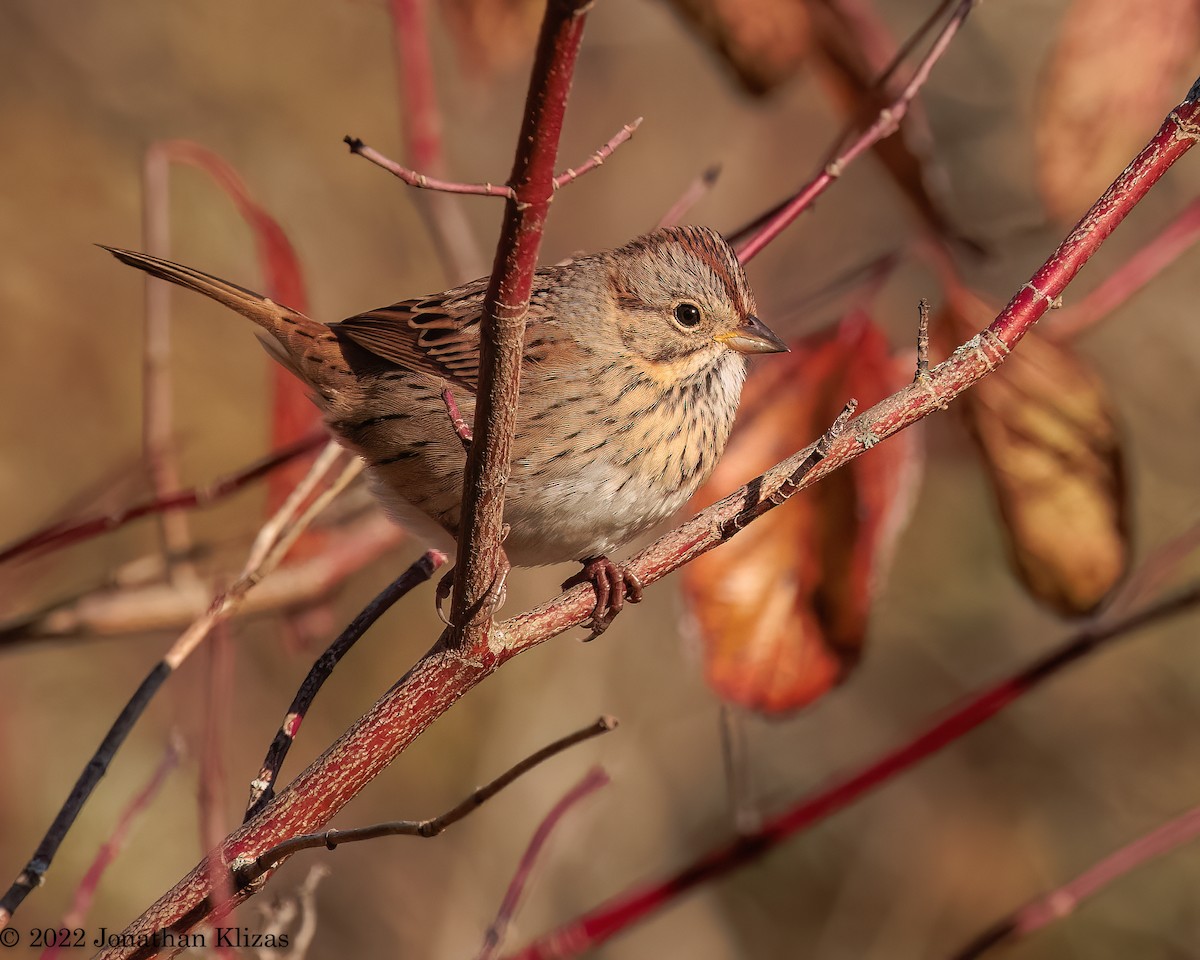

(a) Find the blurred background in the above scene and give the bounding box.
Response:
[2,1,1200,957]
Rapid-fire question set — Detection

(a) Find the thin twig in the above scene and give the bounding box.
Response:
[245,550,446,821]
[346,136,516,198]
[735,0,977,263]
[951,800,1200,960]
[0,433,326,567]
[718,706,760,835]
[552,118,642,189]
[476,766,611,960]
[504,583,1200,960]
[236,717,616,886]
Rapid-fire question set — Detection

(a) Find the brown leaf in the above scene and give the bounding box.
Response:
[683,316,918,715]
[949,287,1129,614]
[662,0,813,95]
[1036,0,1200,220]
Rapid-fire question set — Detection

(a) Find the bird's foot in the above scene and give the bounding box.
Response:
[433,550,510,628]
[561,555,643,639]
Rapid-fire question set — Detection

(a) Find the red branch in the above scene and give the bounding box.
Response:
[0,433,326,566]
[504,584,1200,960]
[477,767,611,960]
[953,799,1200,959]
[735,0,976,263]
[41,739,181,960]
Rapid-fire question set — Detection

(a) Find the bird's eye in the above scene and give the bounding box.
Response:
[673,302,702,329]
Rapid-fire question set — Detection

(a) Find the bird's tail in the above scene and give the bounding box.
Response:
[100,245,336,383]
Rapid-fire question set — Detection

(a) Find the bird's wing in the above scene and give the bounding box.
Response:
[333,280,490,391]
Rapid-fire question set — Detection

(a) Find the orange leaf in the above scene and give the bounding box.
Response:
[684,315,918,715]
[1035,0,1200,220]
[949,287,1129,615]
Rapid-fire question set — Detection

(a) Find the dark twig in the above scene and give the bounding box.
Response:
[951,800,1200,960]
[735,0,977,263]
[477,766,611,960]
[245,551,446,821]
[915,297,931,381]
[505,584,1200,960]
[0,432,327,567]
[236,716,616,887]
[441,387,474,451]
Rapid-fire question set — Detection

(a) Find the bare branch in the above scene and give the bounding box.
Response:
[387,0,486,281]
[346,136,515,198]
[477,766,610,960]
[552,118,642,190]
[657,163,722,229]
[445,0,592,653]
[236,717,616,886]
[141,144,197,578]
[951,800,1200,960]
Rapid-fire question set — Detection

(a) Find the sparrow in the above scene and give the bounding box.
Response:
[103,226,787,630]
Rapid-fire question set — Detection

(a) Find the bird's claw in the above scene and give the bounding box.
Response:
[562,555,643,639]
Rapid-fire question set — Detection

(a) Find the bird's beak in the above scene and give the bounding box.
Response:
[716,315,790,355]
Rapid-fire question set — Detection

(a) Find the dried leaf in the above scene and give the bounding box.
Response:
[950,288,1129,614]
[662,0,813,95]
[1036,0,1200,220]
[684,316,918,715]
